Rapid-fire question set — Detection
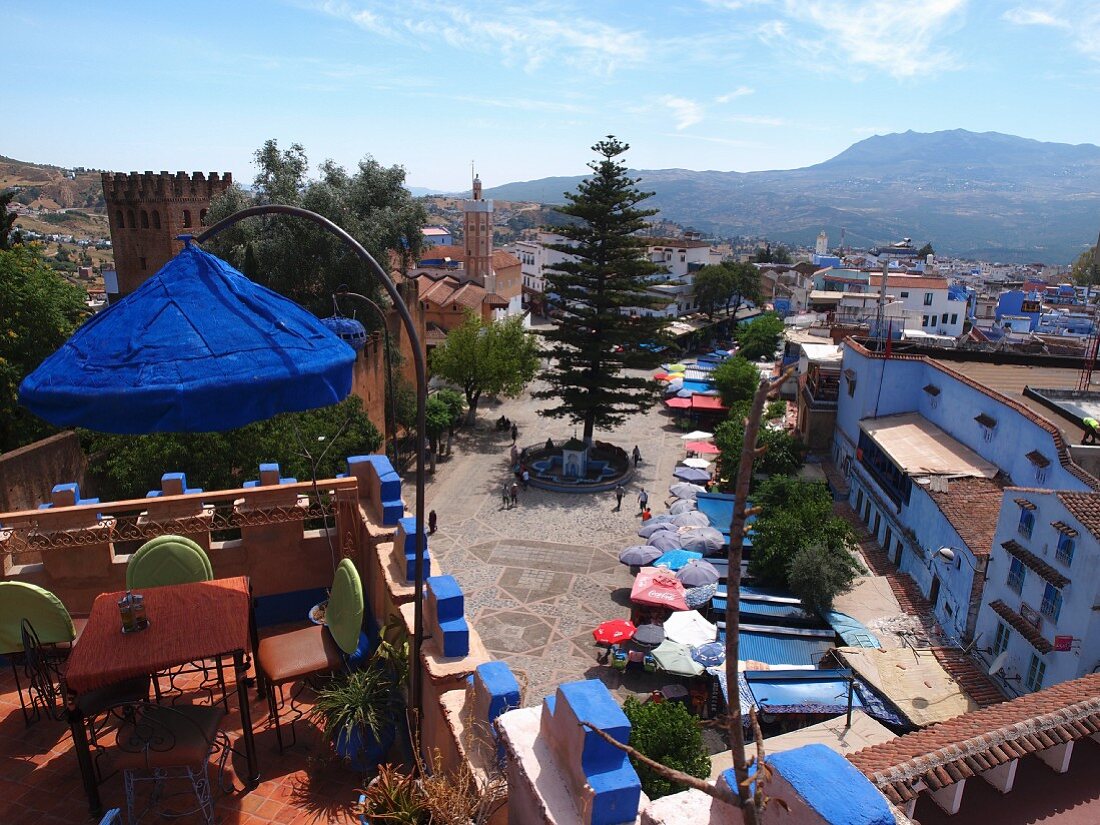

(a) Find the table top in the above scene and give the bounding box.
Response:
[65,576,251,695]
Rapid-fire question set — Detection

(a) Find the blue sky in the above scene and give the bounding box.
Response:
[5,1,1100,192]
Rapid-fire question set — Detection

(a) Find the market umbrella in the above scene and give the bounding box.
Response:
[648,531,683,552]
[630,568,689,611]
[680,430,714,441]
[685,582,718,609]
[673,467,711,484]
[632,623,665,649]
[679,526,725,554]
[682,457,712,469]
[653,549,702,572]
[668,499,697,515]
[638,521,676,540]
[685,441,721,455]
[691,641,726,668]
[666,378,684,391]
[653,371,671,381]
[618,545,662,566]
[665,397,692,409]
[673,511,711,528]
[592,619,636,646]
[651,639,705,677]
[667,363,686,372]
[675,389,695,398]
[664,610,718,647]
[19,243,355,433]
[676,559,720,587]
[669,482,706,500]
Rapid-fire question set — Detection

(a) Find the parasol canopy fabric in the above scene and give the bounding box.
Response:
[673,511,711,528]
[681,457,713,469]
[685,582,718,609]
[673,467,711,484]
[593,619,636,645]
[618,544,663,566]
[653,549,703,571]
[638,521,676,540]
[663,610,718,647]
[669,482,706,500]
[680,430,714,441]
[691,641,726,668]
[668,499,697,515]
[648,531,683,552]
[653,371,671,381]
[676,559,720,587]
[632,623,666,648]
[19,244,355,433]
[685,441,721,455]
[651,639,705,677]
[665,397,692,409]
[630,568,689,611]
[679,526,725,553]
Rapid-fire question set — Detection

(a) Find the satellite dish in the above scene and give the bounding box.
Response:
[988,651,1009,677]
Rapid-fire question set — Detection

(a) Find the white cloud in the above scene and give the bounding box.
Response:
[1002,7,1068,28]
[1002,2,1100,61]
[716,86,755,103]
[659,95,705,129]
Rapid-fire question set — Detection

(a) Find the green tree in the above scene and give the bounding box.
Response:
[773,245,792,265]
[753,244,773,264]
[621,696,711,800]
[0,191,19,250]
[736,313,784,361]
[787,543,866,612]
[916,242,934,260]
[536,137,668,443]
[712,356,759,406]
[693,264,733,320]
[82,396,380,500]
[714,403,804,480]
[204,140,428,317]
[1070,246,1100,287]
[1,246,88,451]
[430,312,539,422]
[424,395,453,472]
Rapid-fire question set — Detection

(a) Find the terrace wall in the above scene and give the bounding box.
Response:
[0,432,86,514]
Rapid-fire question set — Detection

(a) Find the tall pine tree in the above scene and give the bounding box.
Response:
[536,137,668,444]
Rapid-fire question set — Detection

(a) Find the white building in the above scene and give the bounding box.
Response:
[867,274,967,337]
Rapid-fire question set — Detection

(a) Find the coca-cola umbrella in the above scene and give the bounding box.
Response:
[630,568,689,612]
[618,545,662,567]
[648,531,683,553]
[592,619,636,646]
[676,559,720,587]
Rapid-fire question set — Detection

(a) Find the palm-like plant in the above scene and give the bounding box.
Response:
[311,662,401,745]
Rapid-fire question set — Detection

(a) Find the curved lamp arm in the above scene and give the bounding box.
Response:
[195,205,428,735]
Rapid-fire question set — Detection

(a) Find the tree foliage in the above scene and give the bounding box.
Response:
[1,246,88,451]
[204,140,428,318]
[1,191,19,250]
[430,312,539,420]
[714,401,804,480]
[1070,246,1100,287]
[748,476,862,610]
[736,313,784,361]
[82,396,381,500]
[536,137,668,442]
[712,356,760,407]
[916,242,934,260]
[621,696,711,800]
[693,261,761,320]
[753,243,791,265]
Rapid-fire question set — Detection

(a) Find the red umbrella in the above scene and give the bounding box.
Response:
[653,371,671,381]
[685,441,720,455]
[630,568,689,611]
[593,619,636,645]
[666,397,692,409]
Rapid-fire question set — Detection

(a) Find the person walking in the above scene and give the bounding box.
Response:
[510,443,519,467]
[428,510,438,534]
[632,445,641,467]
[502,483,511,509]
[614,483,625,512]
[510,481,519,507]
[521,466,530,490]
[637,487,649,514]
[511,422,519,444]
[1083,417,1100,445]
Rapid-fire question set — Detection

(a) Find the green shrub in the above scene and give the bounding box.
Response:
[621,696,711,799]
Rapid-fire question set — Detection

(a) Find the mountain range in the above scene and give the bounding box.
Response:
[480,130,1100,264]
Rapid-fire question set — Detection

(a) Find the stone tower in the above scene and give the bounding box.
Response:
[462,173,493,286]
[102,171,233,297]
[815,229,828,257]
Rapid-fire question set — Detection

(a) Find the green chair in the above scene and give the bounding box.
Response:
[257,558,365,751]
[0,582,79,724]
[126,535,213,589]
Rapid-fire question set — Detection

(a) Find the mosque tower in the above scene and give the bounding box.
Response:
[815,229,828,257]
[463,172,494,286]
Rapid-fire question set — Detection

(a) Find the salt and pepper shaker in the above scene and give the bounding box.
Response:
[132,593,148,630]
[119,589,149,633]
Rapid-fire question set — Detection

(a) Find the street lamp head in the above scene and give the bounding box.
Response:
[936,547,956,563]
[335,283,350,296]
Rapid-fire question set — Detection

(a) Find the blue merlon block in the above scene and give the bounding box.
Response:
[476,661,521,722]
[243,478,296,488]
[428,575,464,621]
[438,616,469,657]
[589,764,643,825]
[381,499,404,526]
[379,470,401,503]
[396,516,428,555]
[724,744,893,825]
[557,681,634,781]
[259,463,280,474]
[403,551,431,583]
[348,454,395,476]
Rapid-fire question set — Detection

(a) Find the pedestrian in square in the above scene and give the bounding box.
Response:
[511,422,519,444]
[502,483,511,509]
[632,445,641,467]
[510,481,519,507]
[638,487,649,513]
[428,510,438,534]
[521,466,530,490]
[510,443,519,467]
[614,484,625,511]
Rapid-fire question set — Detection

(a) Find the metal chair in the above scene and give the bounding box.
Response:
[112,700,229,825]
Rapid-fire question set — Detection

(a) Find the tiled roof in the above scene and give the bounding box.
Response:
[1058,492,1100,537]
[925,477,1005,559]
[848,672,1100,805]
[492,250,520,269]
[989,599,1054,654]
[1013,497,1036,510]
[999,540,1070,588]
[482,292,509,307]
[868,275,950,290]
[1050,520,1078,537]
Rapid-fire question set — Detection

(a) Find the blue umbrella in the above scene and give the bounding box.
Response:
[691,641,726,668]
[653,549,702,571]
[674,467,711,484]
[19,243,355,433]
[648,531,684,552]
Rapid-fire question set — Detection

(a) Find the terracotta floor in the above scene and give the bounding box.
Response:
[0,632,369,824]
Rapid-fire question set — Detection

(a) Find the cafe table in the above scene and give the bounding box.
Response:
[64,576,261,817]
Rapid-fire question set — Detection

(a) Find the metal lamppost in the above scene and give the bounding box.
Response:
[196,205,429,738]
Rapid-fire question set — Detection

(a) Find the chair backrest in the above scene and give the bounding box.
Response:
[0,582,75,654]
[126,535,213,589]
[325,558,364,656]
[113,702,218,771]
[19,619,63,721]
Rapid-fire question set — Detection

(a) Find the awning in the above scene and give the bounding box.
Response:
[725,624,836,667]
[859,412,998,478]
[745,669,862,716]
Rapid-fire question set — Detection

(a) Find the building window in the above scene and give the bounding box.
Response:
[116,209,124,228]
[183,209,192,228]
[1018,508,1035,539]
[139,257,147,271]
[855,488,864,514]
[847,376,856,397]
[941,313,948,324]
[900,291,909,298]
[921,315,929,327]
[1007,557,1025,593]
[140,210,149,229]
[1056,534,1075,566]
[151,210,161,229]
[992,622,1010,657]
[1040,583,1063,622]
[1025,654,1046,692]
[923,292,933,306]
[200,208,208,225]
[950,313,958,325]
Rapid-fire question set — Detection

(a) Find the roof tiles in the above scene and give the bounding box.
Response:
[926,477,1005,559]
[1058,492,1100,538]
[989,599,1054,654]
[999,540,1070,588]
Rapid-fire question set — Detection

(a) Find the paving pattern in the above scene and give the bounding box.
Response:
[409,363,700,705]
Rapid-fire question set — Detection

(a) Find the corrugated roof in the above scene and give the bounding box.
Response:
[732,626,836,667]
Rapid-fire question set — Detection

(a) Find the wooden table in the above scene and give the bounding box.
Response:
[64,576,261,816]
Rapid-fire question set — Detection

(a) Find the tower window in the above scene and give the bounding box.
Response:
[183,209,192,228]
[116,209,124,228]
[199,208,208,225]
[152,210,161,230]
[139,257,147,271]
[140,210,149,229]
[127,209,136,228]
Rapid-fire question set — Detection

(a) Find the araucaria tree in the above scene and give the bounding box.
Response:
[536,137,668,444]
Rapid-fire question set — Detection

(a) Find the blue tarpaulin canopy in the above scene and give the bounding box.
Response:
[744,669,861,715]
[19,243,356,433]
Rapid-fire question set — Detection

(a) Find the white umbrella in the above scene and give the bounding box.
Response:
[679,526,725,553]
[669,482,706,500]
[669,499,697,515]
[663,610,718,647]
[681,457,712,470]
[673,511,711,529]
[680,430,714,441]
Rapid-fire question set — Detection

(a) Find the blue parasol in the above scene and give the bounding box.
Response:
[653,549,702,571]
[19,243,355,433]
[691,641,726,668]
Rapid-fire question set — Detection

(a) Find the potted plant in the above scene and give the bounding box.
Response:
[312,662,401,771]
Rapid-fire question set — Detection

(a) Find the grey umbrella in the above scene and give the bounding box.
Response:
[673,511,711,529]
[632,623,666,649]
[679,526,725,554]
[676,559,720,587]
[669,499,697,515]
[669,482,706,500]
[638,521,676,540]
[673,466,711,484]
[619,545,663,566]
[648,531,683,552]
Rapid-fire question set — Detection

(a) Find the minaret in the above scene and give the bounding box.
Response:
[463,172,493,286]
[815,230,828,257]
